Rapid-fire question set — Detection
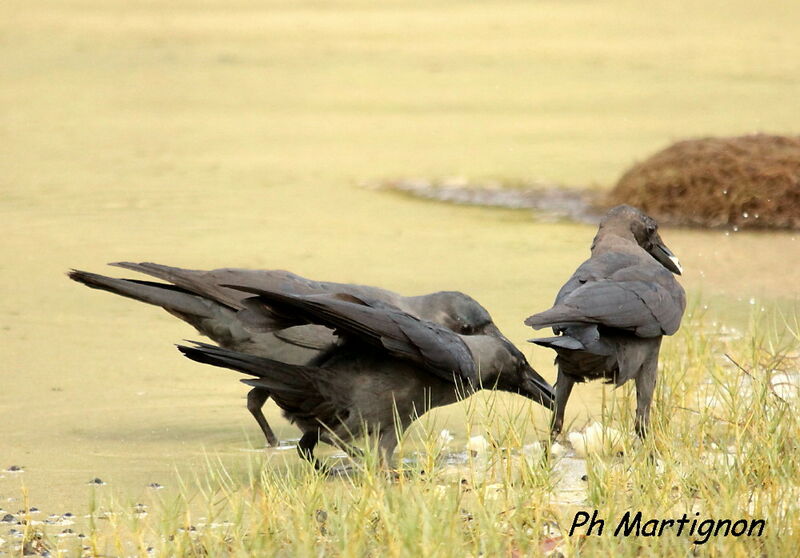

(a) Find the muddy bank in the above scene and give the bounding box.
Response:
[377,134,800,231]
[374,178,603,224]
[609,134,800,230]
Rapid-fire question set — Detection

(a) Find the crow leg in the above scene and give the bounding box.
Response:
[297,430,324,470]
[551,371,575,440]
[341,443,365,461]
[378,429,399,469]
[247,387,279,447]
[634,357,659,438]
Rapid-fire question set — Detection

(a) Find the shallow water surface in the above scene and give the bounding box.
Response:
[2,0,799,515]
[3,177,797,513]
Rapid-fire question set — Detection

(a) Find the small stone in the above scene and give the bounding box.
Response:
[6,466,23,472]
[147,482,164,490]
[549,442,567,457]
[88,477,106,485]
[437,429,454,449]
[2,513,15,522]
[465,435,490,456]
[522,442,545,463]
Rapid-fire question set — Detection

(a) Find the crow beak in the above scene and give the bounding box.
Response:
[522,366,556,409]
[650,239,683,275]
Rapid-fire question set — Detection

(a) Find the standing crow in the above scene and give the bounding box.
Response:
[524,205,685,438]
[178,287,554,467]
[68,263,513,446]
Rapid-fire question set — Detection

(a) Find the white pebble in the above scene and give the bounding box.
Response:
[522,442,544,463]
[568,422,624,458]
[437,429,454,449]
[771,373,800,400]
[466,435,490,455]
[550,442,567,457]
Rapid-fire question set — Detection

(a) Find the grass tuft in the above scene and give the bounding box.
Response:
[9,307,799,556]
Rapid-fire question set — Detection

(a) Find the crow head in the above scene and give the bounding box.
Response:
[464,334,555,409]
[601,205,683,275]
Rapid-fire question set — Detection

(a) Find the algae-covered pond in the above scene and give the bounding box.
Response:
[1,1,799,552]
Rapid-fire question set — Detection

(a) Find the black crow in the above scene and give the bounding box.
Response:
[178,287,554,467]
[524,205,685,438]
[68,263,511,446]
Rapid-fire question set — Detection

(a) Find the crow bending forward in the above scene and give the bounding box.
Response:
[69,263,531,447]
[179,286,554,468]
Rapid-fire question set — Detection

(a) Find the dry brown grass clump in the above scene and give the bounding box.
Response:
[608,134,800,229]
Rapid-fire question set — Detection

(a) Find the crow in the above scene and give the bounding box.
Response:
[68,262,513,446]
[524,205,685,438]
[178,286,554,467]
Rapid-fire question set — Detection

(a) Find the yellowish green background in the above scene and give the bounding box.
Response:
[2,0,799,513]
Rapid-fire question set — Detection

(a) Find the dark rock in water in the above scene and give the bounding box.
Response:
[88,477,106,485]
[1,513,15,523]
[147,482,164,490]
[6,465,23,472]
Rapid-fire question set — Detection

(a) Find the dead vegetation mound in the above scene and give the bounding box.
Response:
[608,134,800,230]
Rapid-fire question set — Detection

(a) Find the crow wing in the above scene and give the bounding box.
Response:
[226,286,478,386]
[525,252,685,337]
[177,341,344,426]
[111,262,355,310]
[110,262,414,330]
